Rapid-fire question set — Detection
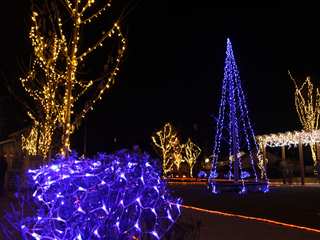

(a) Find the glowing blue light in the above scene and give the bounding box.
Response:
[94,229,100,237]
[50,164,60,172]
[198,171,207,178]
[209,38,268,193]
[31,232,41,240]
[152,230,160,239]
[239,185,247,194]
[7,150,181,239]
[211,185,218,194]
[77,186,86,191]
[224,172,233,179]
[263,184,270,193]
[241,171,250,179]
[134,222,140,230]
[209,170,218,179]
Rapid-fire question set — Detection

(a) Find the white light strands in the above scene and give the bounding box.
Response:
[256,129,320,148]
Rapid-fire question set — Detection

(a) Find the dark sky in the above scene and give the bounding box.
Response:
[0,1,320,156]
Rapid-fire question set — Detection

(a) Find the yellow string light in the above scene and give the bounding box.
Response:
[21,0,127,158]
[83,0,112,24]
[172,136,183,172]
[152,123,202,177]
[152,123,180,176]
[182,138,201,177]
[21,11,66,158]
[289,71,320,166]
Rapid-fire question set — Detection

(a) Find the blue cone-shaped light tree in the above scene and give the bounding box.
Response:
[208,38,268,193]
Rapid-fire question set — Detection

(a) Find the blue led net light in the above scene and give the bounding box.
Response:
[209,38,268,193]
[6,150,181,240]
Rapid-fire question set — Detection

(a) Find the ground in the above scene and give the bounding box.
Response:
[175,207,319,240]
[167,184,320,240]
[1,184,320,239]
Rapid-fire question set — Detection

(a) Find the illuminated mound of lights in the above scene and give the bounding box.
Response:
[21,150,181,240]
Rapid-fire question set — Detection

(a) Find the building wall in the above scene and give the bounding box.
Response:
[0,138,24,190]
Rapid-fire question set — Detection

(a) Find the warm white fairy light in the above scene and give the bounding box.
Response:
[152,123,202,177]
[152,123,179,175]
[21,0,127,157]
[256,129,320,148]
[289,72,320,165]
[182,138,201,177]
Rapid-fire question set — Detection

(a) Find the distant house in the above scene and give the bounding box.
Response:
[0,128,36,190]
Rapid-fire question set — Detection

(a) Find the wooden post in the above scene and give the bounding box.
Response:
[316,143,320,173]
[234,154,239,182]
[316,143,320,162]
[281,145,286,184]
[281,146,286,162]
[298,142,305,185]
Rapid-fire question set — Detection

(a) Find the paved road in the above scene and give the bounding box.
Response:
[169,184,320,229]
[174,207,320,240]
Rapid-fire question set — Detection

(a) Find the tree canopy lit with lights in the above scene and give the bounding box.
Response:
[152,123,202,177]
[21,0,127,158]
[289,72,320,166]
[152,123,180,176]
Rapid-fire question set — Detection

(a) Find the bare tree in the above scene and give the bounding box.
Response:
[21,0,127,157]
[289,71,320,166]
[152,123,179,176]
[182,138,201,177]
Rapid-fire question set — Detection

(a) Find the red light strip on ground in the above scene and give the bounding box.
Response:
[166,177,320,186]
[167,181,318,187]
[181,204,320,234]
[168,181,206,185]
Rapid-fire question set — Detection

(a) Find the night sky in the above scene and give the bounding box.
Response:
[0,1,319,156]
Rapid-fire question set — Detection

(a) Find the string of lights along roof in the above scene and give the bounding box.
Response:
[208,38,268,194]
[256,129,320,148]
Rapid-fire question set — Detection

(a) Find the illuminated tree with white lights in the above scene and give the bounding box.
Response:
[21,0,126,158]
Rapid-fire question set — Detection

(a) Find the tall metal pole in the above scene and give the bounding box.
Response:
[230,80,239,182]
[281,146,286,162]
[281,145,286,183]
[233,130,239,182]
